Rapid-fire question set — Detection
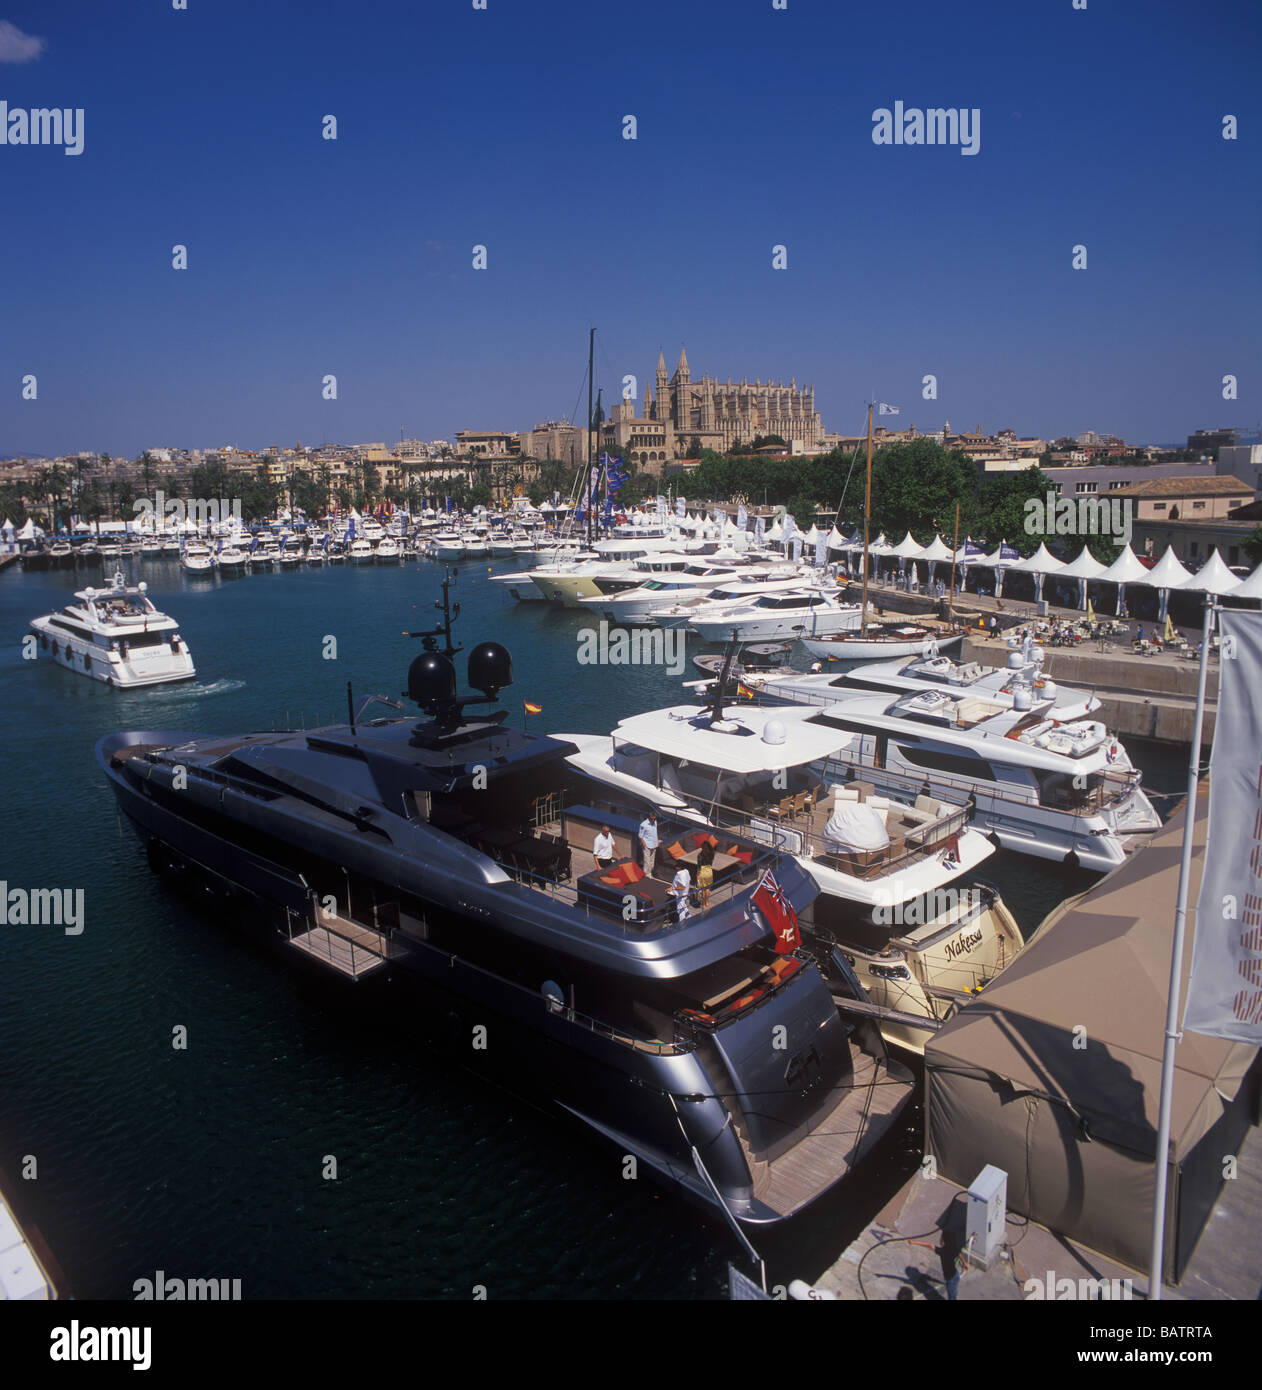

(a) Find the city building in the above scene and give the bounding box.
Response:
[1216,444,1262,494]
[1111,474,1254,521]
[601,349,824,474]
[1186,427,1240,455]
[517,420,587,469]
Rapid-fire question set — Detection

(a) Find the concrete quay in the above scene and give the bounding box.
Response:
[812,1124,1262,1302]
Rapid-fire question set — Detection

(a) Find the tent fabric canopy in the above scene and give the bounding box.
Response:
[891,531,925,559]
[1143,545,1194,590]
[925,790,1257,1278]
[919,534,955,562]
[1097,544,1151,586]
[1225,560,1262,600]
[1056,545,1108,579]
[1009,542,1065,574]
[1177,549,1241,596]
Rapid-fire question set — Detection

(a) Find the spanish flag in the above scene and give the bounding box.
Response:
[523,700,542,715]
[736,682,756,700]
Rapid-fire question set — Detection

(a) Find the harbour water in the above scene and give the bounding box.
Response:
[0,556,1189,1298]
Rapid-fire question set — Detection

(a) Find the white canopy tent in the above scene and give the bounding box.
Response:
[1056,545,1109,610]
[1143,546,1194,620]
[1175,548,1241,597]
[1096,545,1151,615]
[1007,541,1065,602]
[891,531,925,559]
[974,541,1021,597]
[1224,560,1262,603]
[918,533,956,586]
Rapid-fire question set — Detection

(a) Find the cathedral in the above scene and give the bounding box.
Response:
[600,348,825,474]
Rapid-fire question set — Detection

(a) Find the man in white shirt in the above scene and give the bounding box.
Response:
[593,825,616,869]
[670,865,692,922]
[638,811,660,872]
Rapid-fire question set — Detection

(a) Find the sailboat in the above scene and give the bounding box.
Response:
[803,404,968,661]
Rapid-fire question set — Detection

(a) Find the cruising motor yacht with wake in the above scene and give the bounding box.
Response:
[30,571,195,688]
[95,586,911,1225]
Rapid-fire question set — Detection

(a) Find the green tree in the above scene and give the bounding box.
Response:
[867,439,976,540]
[974,466,1054,552]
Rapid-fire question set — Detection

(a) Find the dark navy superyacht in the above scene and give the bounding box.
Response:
[96,580,910,1227]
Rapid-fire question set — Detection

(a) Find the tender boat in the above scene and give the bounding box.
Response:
[801,622,968,662]
[94,586,912,1225]
[30,571,195,688]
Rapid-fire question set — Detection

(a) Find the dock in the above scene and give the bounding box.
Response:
[812,1121,1262,1301]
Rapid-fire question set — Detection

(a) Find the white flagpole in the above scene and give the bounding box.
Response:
[1146,595,1218,1299]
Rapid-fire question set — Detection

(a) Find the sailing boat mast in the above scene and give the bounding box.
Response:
[861,402,872,638]
[586,327,596,549]
[948,500,960,624]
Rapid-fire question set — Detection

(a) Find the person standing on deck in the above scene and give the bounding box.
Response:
[593,825,616,870]
[696,842,715,910]
[670,865,693,922]
[638,811,660,873]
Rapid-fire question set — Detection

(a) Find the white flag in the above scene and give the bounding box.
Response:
[878,402,900,416]
[1184,610,1262,1042]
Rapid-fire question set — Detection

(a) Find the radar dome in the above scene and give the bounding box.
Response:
[407,652,457,707]
[762,718,787,746]
[467,642,513,697]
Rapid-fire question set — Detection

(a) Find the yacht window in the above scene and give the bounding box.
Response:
[896,745,996,780]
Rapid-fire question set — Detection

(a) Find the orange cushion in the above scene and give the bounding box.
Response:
[622,861,646,883]
[599,872,623,887]
[666,841,686,860]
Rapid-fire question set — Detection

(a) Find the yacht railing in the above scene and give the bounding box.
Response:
[683,784,969,882]
[808,747,1140,821]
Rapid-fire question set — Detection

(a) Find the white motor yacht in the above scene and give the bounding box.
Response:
[648,573,812,630]
[180,543,215,575]
[802,639,1104,722]
[375,537,401,562]
[578,559,788,625]
[749,680,1159,871]
[215,542,249,572]
[30,572,195,688]
[688,588,860,643]
[348,538,376,564]
[555,698,1022,1054]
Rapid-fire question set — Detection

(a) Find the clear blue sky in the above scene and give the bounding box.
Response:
[0,0,1258,458]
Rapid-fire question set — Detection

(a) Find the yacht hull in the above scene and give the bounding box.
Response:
[95,727,880,1228]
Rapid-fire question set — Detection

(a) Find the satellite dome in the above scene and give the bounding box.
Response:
[467,642,513,697]
[407,652,457,707]
[762,718,787,746]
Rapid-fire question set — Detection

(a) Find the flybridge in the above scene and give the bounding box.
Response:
[0,101,84,155]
